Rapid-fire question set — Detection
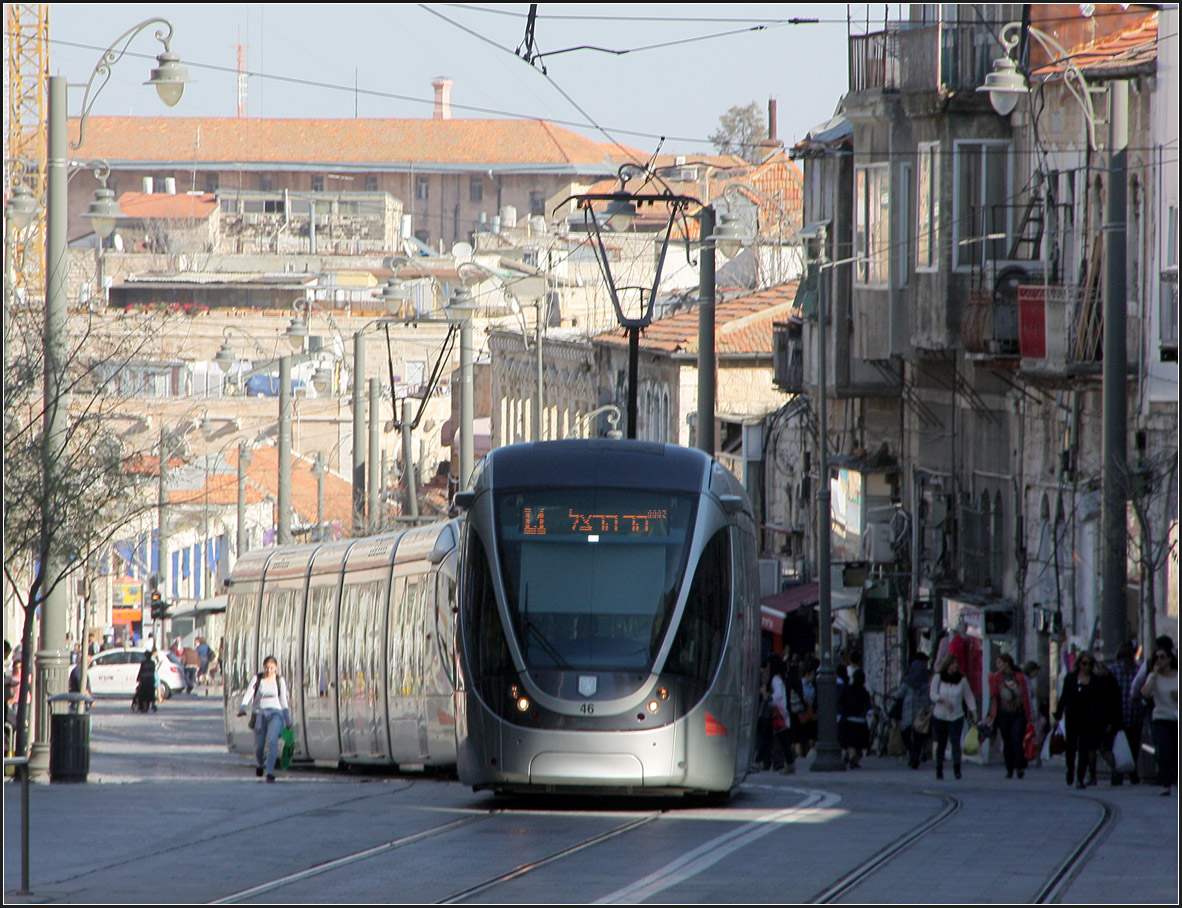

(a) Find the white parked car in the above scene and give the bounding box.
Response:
[86,649,184,700]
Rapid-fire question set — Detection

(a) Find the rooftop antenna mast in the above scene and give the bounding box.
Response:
[235,29,248,118]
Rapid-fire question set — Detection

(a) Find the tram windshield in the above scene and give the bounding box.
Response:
[495,488,696,672]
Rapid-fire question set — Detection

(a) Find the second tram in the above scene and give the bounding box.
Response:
[223,520,460,771]
[455,439,760,795]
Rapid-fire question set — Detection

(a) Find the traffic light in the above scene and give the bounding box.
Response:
[150,589,163,620]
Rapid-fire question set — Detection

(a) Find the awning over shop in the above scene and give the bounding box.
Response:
[760,582,819,634]
[168,594,228,621]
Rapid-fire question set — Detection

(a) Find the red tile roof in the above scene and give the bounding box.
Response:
[70,117,639,170]
[117,191,218,220]
[593,282,799,356]
[232,446,353,531]
[1034,12,1158,78]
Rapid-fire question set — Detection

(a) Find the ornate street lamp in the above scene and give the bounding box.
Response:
[555,187,699,439]
[23,17,191,782]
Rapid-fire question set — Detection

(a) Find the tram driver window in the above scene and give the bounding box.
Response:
[664,528,729,684]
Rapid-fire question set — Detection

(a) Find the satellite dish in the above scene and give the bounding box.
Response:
[451,241,473,261]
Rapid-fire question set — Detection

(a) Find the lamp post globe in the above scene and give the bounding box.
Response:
[82,186,123,239]
[6,183,37,231]
[145,51,191,107]
[978,56,1026,116]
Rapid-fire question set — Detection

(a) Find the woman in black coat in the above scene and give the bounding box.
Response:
[838,668,873,768]
[1054,651,1105,788]
[133,651,158,713]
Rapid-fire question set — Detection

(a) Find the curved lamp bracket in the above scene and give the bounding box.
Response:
[72,18,176,150]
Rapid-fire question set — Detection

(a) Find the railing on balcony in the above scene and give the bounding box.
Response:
[849,22,998,93]
[1016,284,1106,374]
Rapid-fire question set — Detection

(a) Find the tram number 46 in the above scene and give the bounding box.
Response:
[580,703,595,714]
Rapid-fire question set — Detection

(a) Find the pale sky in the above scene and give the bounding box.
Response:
[45,3,886,157]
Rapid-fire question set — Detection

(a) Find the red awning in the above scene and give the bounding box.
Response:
[759,582,820,635]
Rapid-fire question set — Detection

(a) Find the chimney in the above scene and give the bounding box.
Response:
[761,98,783,150]
[432,77,453,120]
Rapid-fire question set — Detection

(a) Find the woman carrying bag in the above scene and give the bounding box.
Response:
[988,653,1032,779]
[899,653,932,770]
[237,655,292,783]
[1141,647,1178,796]
[1054,650,1106,789]
[928,654,977,780]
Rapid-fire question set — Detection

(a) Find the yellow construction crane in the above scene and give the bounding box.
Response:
[6,3,49,306]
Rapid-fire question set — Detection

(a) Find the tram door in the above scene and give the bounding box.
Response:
[302,548,345,764]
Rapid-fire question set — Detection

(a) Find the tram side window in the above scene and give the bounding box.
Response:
[664,529,730,684]
[462,528,512,682]
[227,591,255,695]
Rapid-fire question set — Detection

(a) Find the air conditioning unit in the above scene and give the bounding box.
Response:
[863,522,894,563]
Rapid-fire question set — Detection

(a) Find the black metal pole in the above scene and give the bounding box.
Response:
[697,205,716,454]
[1101,81,1129,661]
[627,325,639,439]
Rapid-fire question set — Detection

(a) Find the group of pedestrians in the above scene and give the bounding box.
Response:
[1054,635,1177,796]
[755,653,818,774]
[756,634,1177,797]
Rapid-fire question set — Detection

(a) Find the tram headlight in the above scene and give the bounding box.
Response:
[509,684,520,699]
[657,687,669,701]
[516,696,531,712]
[647,700,659,713]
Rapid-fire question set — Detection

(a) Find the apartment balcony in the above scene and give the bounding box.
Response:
[1015,284,1112,380]
[849,22,997,93]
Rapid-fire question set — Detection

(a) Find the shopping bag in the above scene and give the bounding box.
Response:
[1049,720,1067,756]
[279,726,295,770]
[1111,730,1135,774]
[962,723,980,756]
[889,725,907,757]
[1023,722,1038,762]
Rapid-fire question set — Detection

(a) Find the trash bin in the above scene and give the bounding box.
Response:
[48,692,94,783]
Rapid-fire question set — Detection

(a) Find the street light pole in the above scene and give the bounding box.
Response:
[352,332,366,534]
[811,229,845,773]
[278,356,292,545]
[368,377,380,533]
[237,441,252,555]
[696,205,716,454]
[29,19,191,781]
[1101,81,1129,661]
[401,397,419,519]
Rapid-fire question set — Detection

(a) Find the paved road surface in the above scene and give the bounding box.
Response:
[4,694,1177,903]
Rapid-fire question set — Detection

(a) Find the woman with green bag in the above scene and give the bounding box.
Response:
[236,655,292,783]
[928,654,977,780]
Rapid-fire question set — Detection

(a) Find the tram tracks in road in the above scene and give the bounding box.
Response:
[211,813,487,905]
[1031,795,1115,904]
[437,812,665,904]
[806,788,1117,905]
[807,793,961,904]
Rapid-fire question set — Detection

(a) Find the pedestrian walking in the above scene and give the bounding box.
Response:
[181,644,200,693]
[1054,650,1106,789]
[899,652,932,770]
[797,658,819,758]
[237,655,292,783]
[1141,646,1178,796]
[1108,642,1145,785]
[767,653,796,774]
[133,651,158,713]
[754,658,778,771]
[987,653,1032,779]
[838,668,873,768]
[929,654,977,780]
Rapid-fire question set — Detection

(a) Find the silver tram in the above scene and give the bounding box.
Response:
[454,440,760,795]
[223,520,460,771]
